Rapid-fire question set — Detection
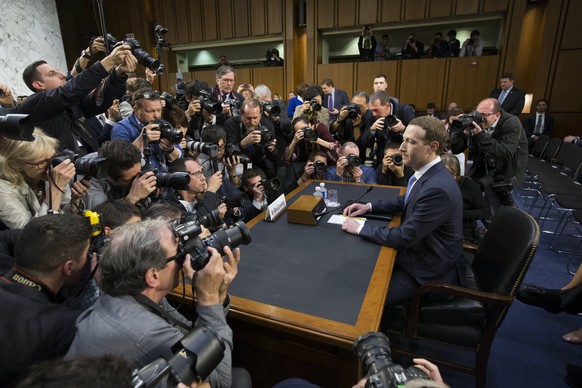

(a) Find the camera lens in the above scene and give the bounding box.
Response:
[384,115,398,128]
[191,221,251,270]
[392,154,403,166]
[346,153,362,168]
[156,172,190,190]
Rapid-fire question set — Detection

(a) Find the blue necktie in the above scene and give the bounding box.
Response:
[498,89,508,104]
[404,175,417,203]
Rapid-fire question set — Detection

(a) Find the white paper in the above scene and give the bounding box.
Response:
[328,214,366,226]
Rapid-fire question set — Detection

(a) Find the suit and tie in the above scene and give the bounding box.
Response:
[323,88,350,120]
[523,112,554,151]
[489,87,526,116]
[358,159,465,304]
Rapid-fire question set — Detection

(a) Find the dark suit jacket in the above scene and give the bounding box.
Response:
[359,161,465,287]
[489,87,526,116]
[523,113,554,138]
[322,88,350,113]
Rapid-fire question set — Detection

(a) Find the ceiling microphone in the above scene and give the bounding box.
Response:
[314,186,374,218]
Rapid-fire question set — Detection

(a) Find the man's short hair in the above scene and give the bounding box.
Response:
[426,102,436,109]
[536,98,549,106]
[240,98,261,114]
[14,214,92,274]
[22,60,47,92]
[184,79,212,99]
[447,29,457,37]
[441,153,461,178]
[370,91,391,105]
[302,85,324,101]
[409,116,449,155]
[295,82,309,96]
[201,125,227,144]
[385,142,402,151]
[92,200,142,230]
[321,78,334,87]
[471,30,480,37]
[253,84,272,100]
[216,65,235,79]
[340,141,358,155]
[98,140,142,181]
[374,73,387,81]
[308,150,327,162]
[169,156,197,174]
[133,88,161,109]
[353,91,370,104]
[501,72,514,80]
[100,219,172,296]
[142,202,183,221]
[242,168,265,186]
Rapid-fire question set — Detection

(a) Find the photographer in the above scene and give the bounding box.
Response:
[0,214,92,385]
[450,98,528,213]
[0,128,90,229]
[330,91,372,145]
[282,150,328,194]
[377,143,413,187]
[183,79,224,141]
[111,89,182,172]
[65,219,239,388]
[459,30,483,57]
[402,33,424,59]
[224,98,279,179]
[236,168,277,222]
[285,117,339,165]
[326,142,377,184]
[69,36,106,77]
[266,48,284,67]
[291,85,330,128]
[20,43,136,156]
[358,26,377,62]
[211,66,244,120]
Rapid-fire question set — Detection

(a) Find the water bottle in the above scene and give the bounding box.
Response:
[313,186,322,197]
[319,183,327,200]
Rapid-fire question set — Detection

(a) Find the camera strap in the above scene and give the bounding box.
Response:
[133,294,192,331]
[1,268,58,303]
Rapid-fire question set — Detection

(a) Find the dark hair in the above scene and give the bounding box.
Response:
[302,85,323,101]
[447,29,457,37]
[98,140,142,181]
[14,214,91,274]
[385,142,402,151]
[321,78,334,87]
[295,82,309,96]
[201,125,227,144]
[535,98,549,106]
[470,30,480,37]
[409,116,449,155]
[22,60,47,92]
[15,355,132,388]
[92,200,141,230]
[291,116,309,128]
[374,73,387,81]
[163,104,188,128]
[370,91,391,105]
[308,150,327,161]
[242,167,265,186]
[426,102,436,109]
[501,72,515,80]
[169,156,197,173]
[184,79,212,99]
[353,91,370,104]
[142,202,183,221]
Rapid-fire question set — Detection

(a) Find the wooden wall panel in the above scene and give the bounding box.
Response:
[380,0,402,23]
[317,63,355,96]
[399,58,447,110]
[267,0,283,35]
[155,0,177,45]
[359,0,379,25]
[188,0,204,42]
[173,0,192,44]
[317,0,335,29]
[252,67,285,95]
[201,0,219,41]
[483,0,509,13]
[217,0,234,40]
[455,0,479,15]
[337,0,357,27]
[404,0,426,21]
[561,0,582,50]
[429,0,452,18]
[251,0,267,36]
[354,62,398,96]
[193,70,217,87]
[235,68,253,88]
[549,50,582,112]
[445,56,500,112]
[234,0,250,38]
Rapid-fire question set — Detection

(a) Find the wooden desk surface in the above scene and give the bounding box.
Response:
[170,180,403,349]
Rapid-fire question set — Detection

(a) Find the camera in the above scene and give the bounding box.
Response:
[153,119,183,143]
[113,37,164,74]
[261,101,281,116]
[174,220,251,270]
[186,141,219,159]
[468,38,475,45]
[0,114,34,141]
[226,99,241,117]
[345,103,361,120]
[451,110,484,132]
[260,178,281,191]
[302,126,319,142]
[51,149,79,167]
[309,98,322,112]
[314,160,326,176]
[384,115,398,129]
[491,175,515,206]
[83,210,109,259]
[353,332,430,388]
[181,208,223,230]
[132,326,225,388]
[75,156,108,178]
[224,143,251,164]
[161,92,178,107]
[198,90,223,115]
[346,153,362,168]
[390,153,403,166]
[141,161,190,191]
[259,126,274,144]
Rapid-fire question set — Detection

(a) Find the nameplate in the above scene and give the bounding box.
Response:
[264,194,287,222]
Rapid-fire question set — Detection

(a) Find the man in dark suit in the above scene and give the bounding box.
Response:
[488,72,526,116]
[342,116,465,304]
[0,214,92,386]
[211,65,245,121]
[523,98,554,151]
[321,78,350,122]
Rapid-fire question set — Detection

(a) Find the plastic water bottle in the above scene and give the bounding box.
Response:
[319,183,327,200]
[313,186,322,197]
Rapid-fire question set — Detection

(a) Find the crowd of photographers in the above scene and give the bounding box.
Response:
[0,32,531,387]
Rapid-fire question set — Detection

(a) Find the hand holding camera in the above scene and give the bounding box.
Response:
[190,246,225,307]
[219,246,240,304]
[126,171,157,204]
[241,129,262,148]
[206,170,223,193]
[382,153,405,176]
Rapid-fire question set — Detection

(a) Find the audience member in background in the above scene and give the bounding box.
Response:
[376,143,413,187]
[429,32,450,58]
[441,153,490,243]
[564,135,582,147]
[375,34,391,61]
[488,72,526,116]
[325,142,377,184]
[119,77,153,119]
[183,79,223,141]
[523,99,554,151]
[68,36,106,78]
[237,168,276,222]
[287,83,308,119]
[266,48,284,67]
[460,30,483,57]
[0,214,92,386]
[286,117,339,165]
[402,33,424,59]
[0,129,89,230]
[358,26,377,62]
[424,102,442,119]
[211,66,245,120]
[215,55,230,70]
[237,84,254,100]
[321,78,350,121]
[447,29,461,57]
[292,85,330,128]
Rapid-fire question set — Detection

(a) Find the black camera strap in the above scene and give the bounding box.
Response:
[2,268,58,303]
[133,294,192,331]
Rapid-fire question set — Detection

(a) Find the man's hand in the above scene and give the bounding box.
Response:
[382,154,405,177]
[470,120,484,135]
[126,171,157,203]
[186,99,202,119]
[192,247,225,306]
[143,123,161,143]
[343,202,370,216]
[342,218,362,235]
[303,161,315,177]
[107,99,121,122]
[371,117,385,131]
[224,155,240,171]
[145,67,157,84]
[351,166,363,183]
[265,139,277,154]
[219,246,240,303]
[0,83,14,108]
[217,202,228,220]
[335,156,348,177]
[412,358,444,383]
[207,171,223,193]
[337,106,348,122]
[70,179,91,202]
[101,44,134,73]
[88,37,106,55]
[389,117,405,133]
[565,135,578,143]
[251,181,266,202]
[240,130,262,148]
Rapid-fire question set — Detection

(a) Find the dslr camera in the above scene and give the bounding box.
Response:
[451,110,484,133]
[491,175,515,206]
[198,90,223,115]
[309,98,322,112]
[51,149,108,178]
[301,126,319,142]
[153,119,183,143]
[224,143,251,164]
[353,332,430,388]
[186,141,219,159]
[346,153,362,168]
[140,158,190,191]
[259,126,274,144]
[111,36,164,74]
[389,153,403,167]
[261,101,281,116]
[345,103,361,120]
[226,99,241,117]
[0,114,35,141]
[383,115,398,129]
[314,160,326,176]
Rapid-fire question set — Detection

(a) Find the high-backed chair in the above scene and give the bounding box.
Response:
[382,207,540,388]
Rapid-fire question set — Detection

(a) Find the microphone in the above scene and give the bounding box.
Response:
[314,186,374,218]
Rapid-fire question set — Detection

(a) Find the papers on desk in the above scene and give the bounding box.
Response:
[328,214,366,226]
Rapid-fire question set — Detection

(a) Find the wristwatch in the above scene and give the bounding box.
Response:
[81,49,92,59]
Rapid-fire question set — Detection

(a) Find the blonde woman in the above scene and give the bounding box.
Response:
[0,128,88,229]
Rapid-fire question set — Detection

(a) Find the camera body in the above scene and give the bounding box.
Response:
[302,126,319,142]
[346,153,362,168]
[390,153,403,166]
[353,332,430,388]
[153,119,183,143]
[259,126,274,144]
[0,114,35,141]
[309,98,322,112]
[186,141,219,159]
[451,110,484,133]
[383,115,398,129]
[51,149,78,168]
[261,101,281,116]
[224,144,251,164]
[226,99,241,117]
[491,175,515,206]
[314,160,326,176]
[345,103,361,120]
[140,160,190,190]
[112,37,164,74]
[198,90,223,115]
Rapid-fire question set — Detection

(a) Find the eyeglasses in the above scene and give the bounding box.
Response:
[134,91,161,101]
[165,252,185,265]
[219,79,235,83]
[23,158,52,169]
[479,112,496,117]
[188,171,205,178]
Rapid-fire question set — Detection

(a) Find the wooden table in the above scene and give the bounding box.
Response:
[169,181,403,387]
